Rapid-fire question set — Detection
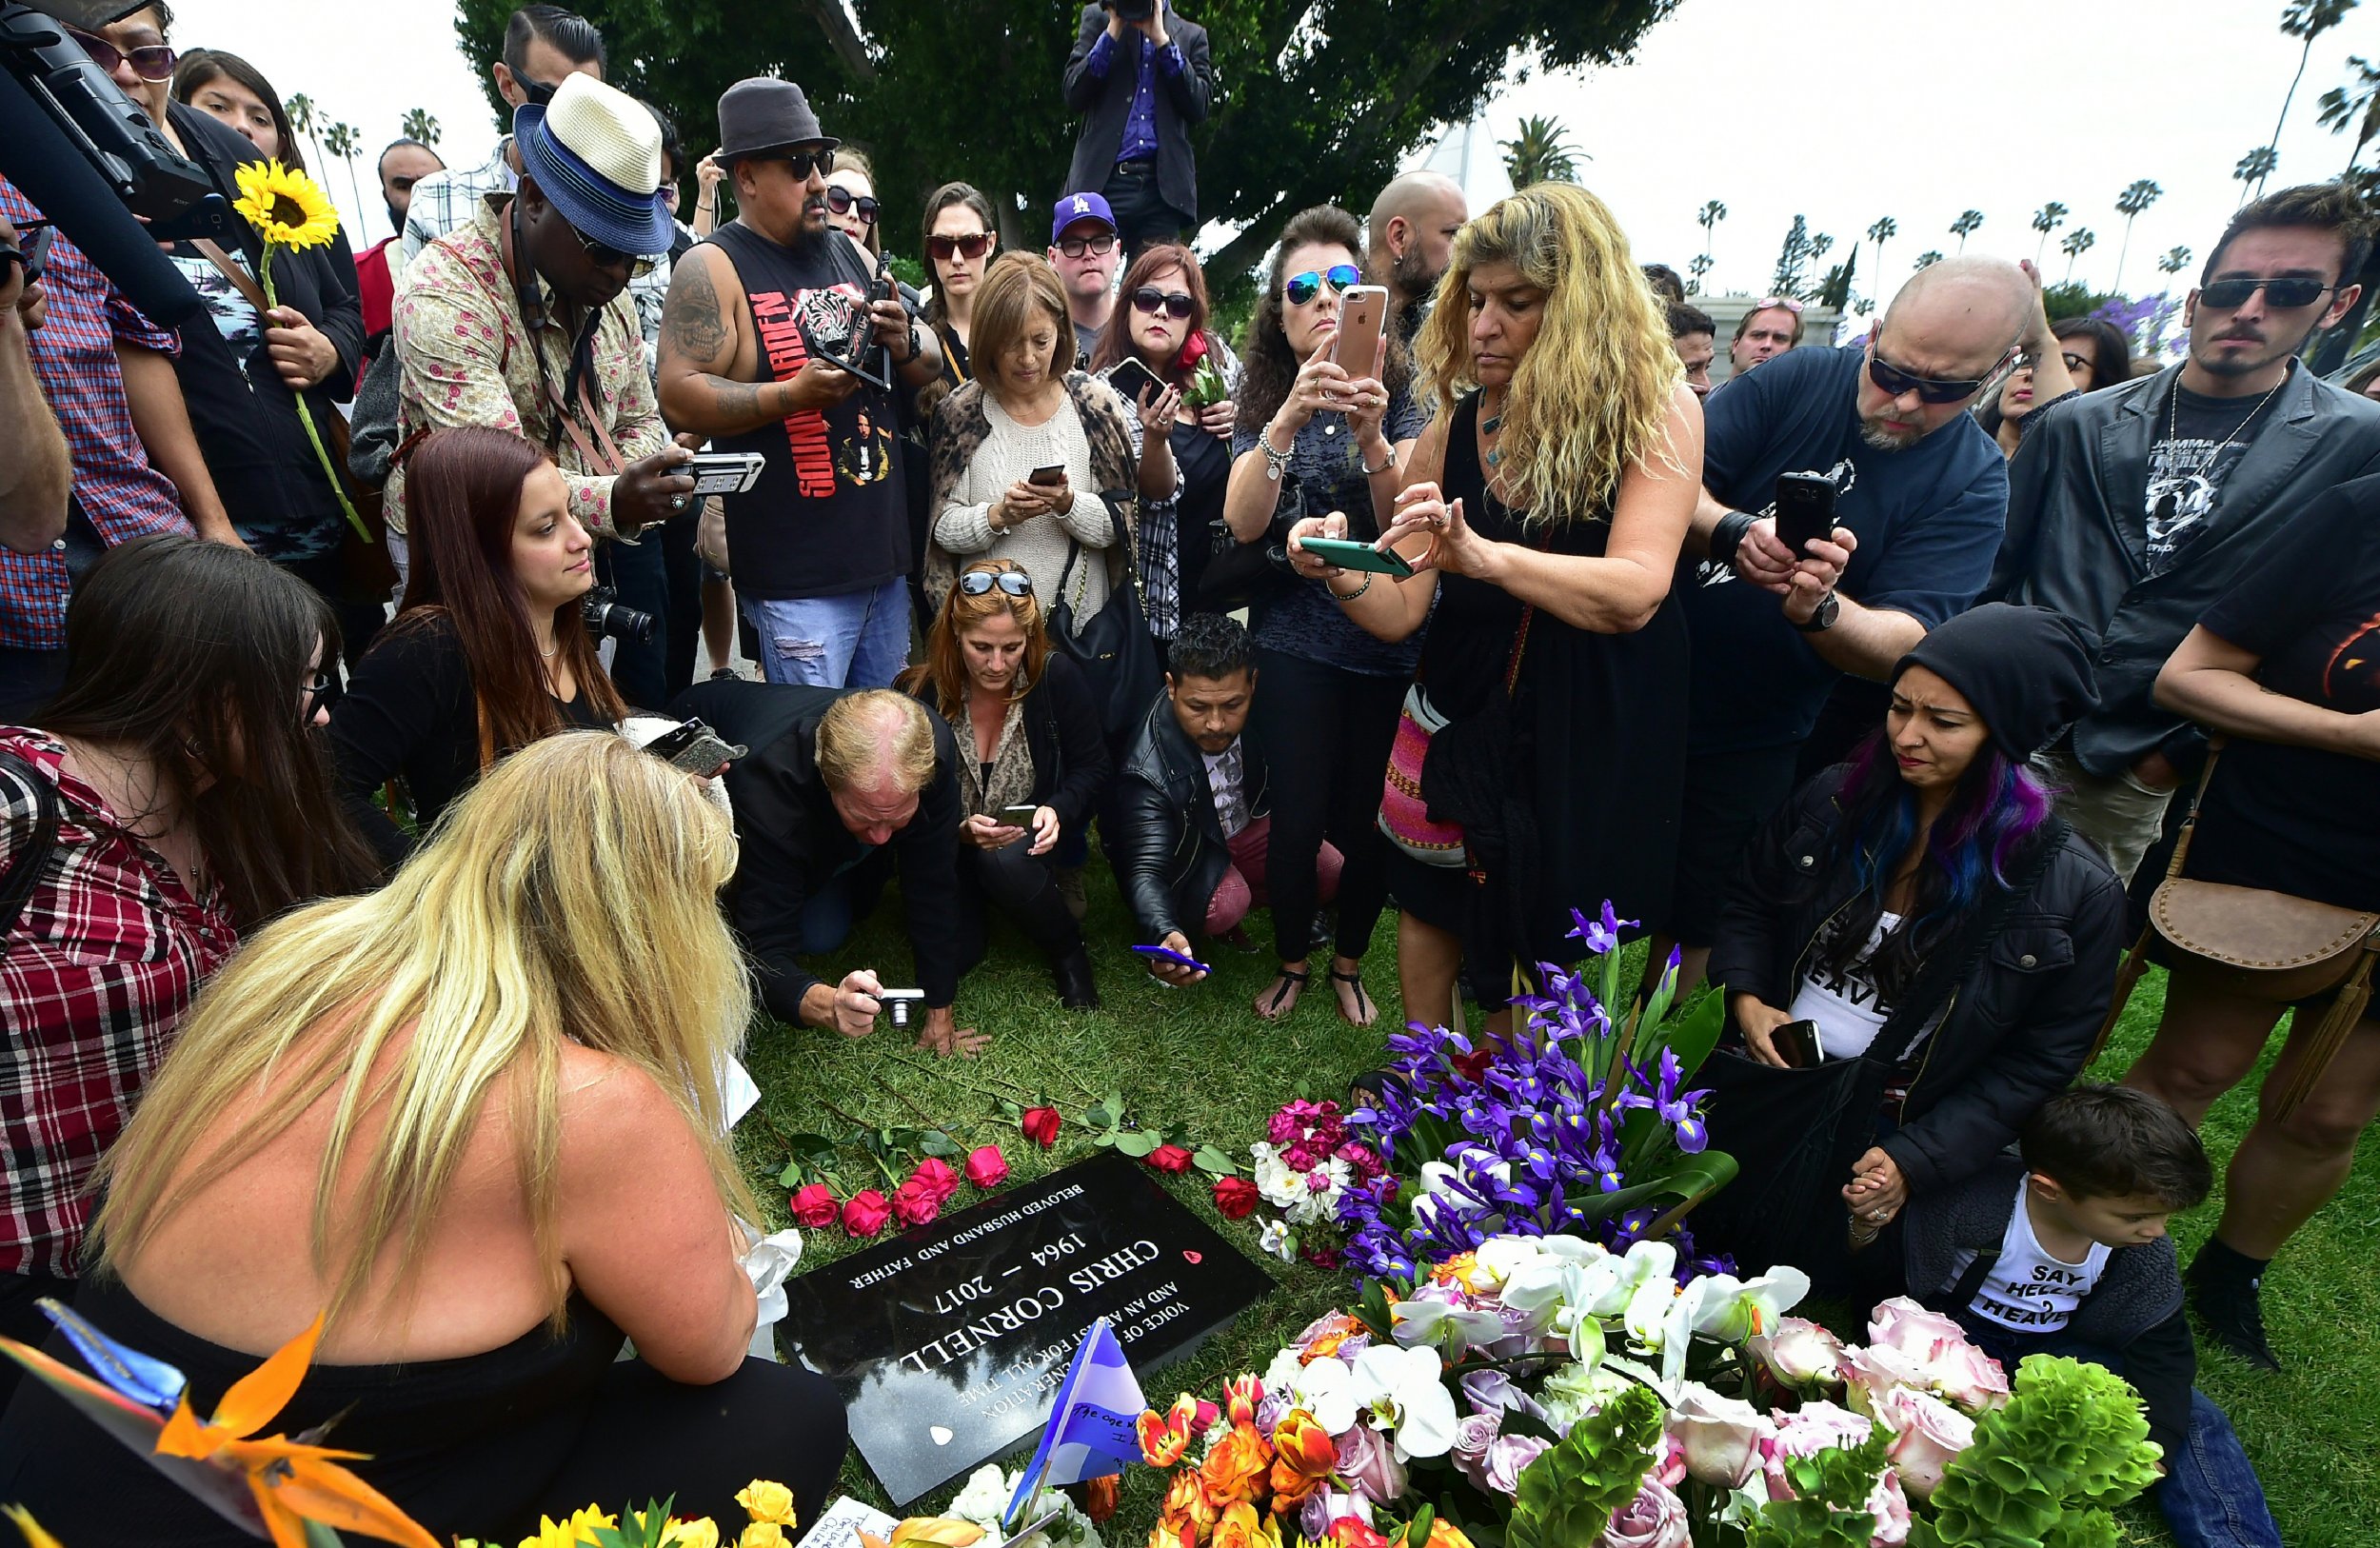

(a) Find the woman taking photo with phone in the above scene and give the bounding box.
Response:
[1223,206,1422,1026]
[0,535,372,1386]
[1091,243,1241,638]
[1694,605,2123,1285]
[899,559,1110,1007]
[1286,183,1692,1032]
[330,427,625,868]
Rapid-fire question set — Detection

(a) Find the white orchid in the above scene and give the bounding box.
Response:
[1388,1291,1508,1358]
[1687,1265,1814,1344]
[1274,1347,1360,1436]
[1350,1342,1460,1459]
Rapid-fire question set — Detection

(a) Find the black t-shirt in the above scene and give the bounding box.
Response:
[2192,473,2380,909]
[2142,382,2284,571]
[705,224,908,601]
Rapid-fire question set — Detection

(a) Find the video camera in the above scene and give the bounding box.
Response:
[0,0,229,326]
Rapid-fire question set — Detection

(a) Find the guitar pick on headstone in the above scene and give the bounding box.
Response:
[1182,1251,1202,1264]
[930,1425,954,1446]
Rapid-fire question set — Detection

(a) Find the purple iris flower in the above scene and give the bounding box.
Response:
[1615,1047,1715,1154]
[1566,900,1640,956]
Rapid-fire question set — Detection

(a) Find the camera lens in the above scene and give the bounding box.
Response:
[582,587,657,645]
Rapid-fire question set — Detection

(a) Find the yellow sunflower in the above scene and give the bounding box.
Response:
[232,159,339,250]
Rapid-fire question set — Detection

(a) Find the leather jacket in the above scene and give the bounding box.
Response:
[1101,690,1268,943]
[1706,767,2127,1197]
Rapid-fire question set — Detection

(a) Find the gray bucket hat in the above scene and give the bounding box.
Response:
[716,77,839,163]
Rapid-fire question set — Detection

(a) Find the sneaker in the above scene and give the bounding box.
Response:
[2187,1247,2282,1371]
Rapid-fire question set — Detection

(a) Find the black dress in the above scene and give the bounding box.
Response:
[1390,392,1689,998]
[1169,417,1233,609]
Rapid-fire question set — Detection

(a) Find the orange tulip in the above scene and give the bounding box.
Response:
[1265,1407,1339,1511]
[1210,1500,1281,1548]
[1198,1421,1275,1508]
[1161,1471,1217,1536]
[1081,1475,1121,1525]
[1225,1373,1263,1428]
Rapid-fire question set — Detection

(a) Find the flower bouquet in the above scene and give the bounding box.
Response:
[1130,1231,2164,1547]
[1178,331,1228,410]
[1221,1101,1391,1269]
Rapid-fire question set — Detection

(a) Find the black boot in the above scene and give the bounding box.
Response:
[2188,1239,2281,1371]
[1054,945,1101,1009]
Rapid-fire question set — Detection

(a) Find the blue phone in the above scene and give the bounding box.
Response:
[1132,943,1212,974]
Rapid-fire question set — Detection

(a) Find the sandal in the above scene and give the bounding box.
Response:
[1256,965,1309,1022]
[1329,968,1377,1028]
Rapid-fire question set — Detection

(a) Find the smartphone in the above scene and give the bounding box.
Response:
[1332,284,1388,380]
[1773,1019,1825,1068]
[1132,943,1213,974]
[642,717,748,774]
[998,804,1041,824]
[1029,464,1068,487]
[1774,470,1840,555]
[1106,355,1166,407]
[1299,535,1415,578]
[687,450,765,497]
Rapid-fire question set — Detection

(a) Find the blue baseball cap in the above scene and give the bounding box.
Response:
[1051,191,1118,245]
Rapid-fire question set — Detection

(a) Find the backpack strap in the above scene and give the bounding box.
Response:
[0,747,63,942]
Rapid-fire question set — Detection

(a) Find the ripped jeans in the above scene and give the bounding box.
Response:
[741,577,911,689]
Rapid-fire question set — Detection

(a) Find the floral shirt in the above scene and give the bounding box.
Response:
[387,193,666,538]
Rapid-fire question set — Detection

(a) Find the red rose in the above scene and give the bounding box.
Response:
[911,1157,962,1203]
[965,1144,1009,1189]
[1021,1106,1062,1148]
[1178,329,1210,373]
[893,1176,942,1227]
[788,1182,839,1227]
[1147,1143,1194,1174]
[841,1189,891,1238]
[1212,1176,1261,1220]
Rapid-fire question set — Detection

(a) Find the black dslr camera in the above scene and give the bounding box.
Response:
[1102,0,1157,18]
[582,585,656,645]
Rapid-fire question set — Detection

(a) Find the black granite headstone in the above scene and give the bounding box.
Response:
[778,1151,1274,1506]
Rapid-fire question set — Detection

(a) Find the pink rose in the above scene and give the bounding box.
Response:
[841,1189,891,1238]
[1926,1338,2010,1412]
[1867,1467,1913,1547]
[1334,1420,1409,1504]
[911,1157,962,1203]
[1867,1298,1970,1362]
[1598,1479,1689,1548]
[1480,1433,1550,1498]
[964,1144,1009,1189]
[892,1176,942,1227]
[1761,1399,1874,1502]
[1651,1432,1687,1490]
[1840,1342,1933,1418]
[1666,1381,1772,1490]
[1750,1316,1847,1388]
[1871,1384,1974,1500]
[1449,1410,1501,1489]
[788,1183,839,1228]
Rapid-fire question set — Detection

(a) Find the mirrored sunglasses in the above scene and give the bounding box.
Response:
[1283,264,1360,307]
[958,569,1035,598]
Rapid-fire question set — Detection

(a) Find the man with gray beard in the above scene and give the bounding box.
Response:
[1647,255,2030,1000]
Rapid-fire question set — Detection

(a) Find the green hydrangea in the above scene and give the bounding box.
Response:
[1508,1382,1663,1548]
[1746,1434,1894,1548]
[1912,1355,2164,1548]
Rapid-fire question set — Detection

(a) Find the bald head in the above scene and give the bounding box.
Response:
[1860,256,2032,450]
[1369,171,1469,310]
[1882,256,2033,357]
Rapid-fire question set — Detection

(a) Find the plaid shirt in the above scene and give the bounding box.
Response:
[0,178,187,651]
[399,135,517,266]
[388,193,666,538]
[1,730,236,1278]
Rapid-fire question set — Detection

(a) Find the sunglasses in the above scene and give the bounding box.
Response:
[928,231,993,262]
[1867,347,1999,406]
[1131,287,1195,319]
[67,26,177,82]
[958,569,1035,598]
[302,668,334,724]
[1751,294,1806,313]
[1283,264,1361,307]
[2198,276,2335,310]
[761,147,838,182]
[824,186,880,225]
[1057,231,1118,259]
[570,227,659,279]
[5,220,52,287]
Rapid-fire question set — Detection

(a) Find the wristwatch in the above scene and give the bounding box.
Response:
[1793,591,1841,633]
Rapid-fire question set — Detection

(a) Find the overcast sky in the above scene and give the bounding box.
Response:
[168,0,2374,310]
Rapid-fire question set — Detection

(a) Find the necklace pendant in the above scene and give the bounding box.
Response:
[1485,447,1502,468]
[1324,421,1339,436]
[1482,413,1503,435]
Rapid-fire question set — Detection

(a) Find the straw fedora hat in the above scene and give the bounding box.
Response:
[513,73,674,257]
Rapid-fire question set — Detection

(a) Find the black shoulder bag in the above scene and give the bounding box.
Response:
[1048,492,1162,744]
[0,748,62,941]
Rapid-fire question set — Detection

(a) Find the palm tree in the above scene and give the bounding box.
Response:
[285,91,329,180]
[2316,55,2380,174]
[2232,146,2281,205]
[2060,228,2096,285]
[2156,246,2194,280]
[1949,209,1985,251]
[324,120,367,224]
[1499,116,1582,189]
[2259,1,2360,196]
[2112,179,2163,294]
[1696,199,1727,282]
[400,108,441,148]
[1866,216,1896,277]
[1686,252,1713,296]
[2031,202,2069,267]
[1913,250,1944,271]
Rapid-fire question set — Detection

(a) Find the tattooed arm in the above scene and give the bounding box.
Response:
[657,244,865,435]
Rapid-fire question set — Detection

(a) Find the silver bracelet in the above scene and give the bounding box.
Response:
[1259,433,1294,483]
[1362,447,1397,477]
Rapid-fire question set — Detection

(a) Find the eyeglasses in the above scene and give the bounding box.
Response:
[1283,264,1361,307]
[2058,351,2091,375]
[2197,276,2335,310]
[301,669,334,724]
[570,227,659,278]
[928,231,993,262]
[958,568,1035,598]
[1867,347,2000,406]
[67,26,177,82]
[825,186,880,225]
[1131,287,1195,319]
[1751,295,1806,314]
[3,221,52,287]
[1057,230,1118,259]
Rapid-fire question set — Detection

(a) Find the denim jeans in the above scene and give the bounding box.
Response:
[742,576,911,689]
[1962,1325,2280,1548]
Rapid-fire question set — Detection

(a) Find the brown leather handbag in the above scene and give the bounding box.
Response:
[2094,744,2380,1120]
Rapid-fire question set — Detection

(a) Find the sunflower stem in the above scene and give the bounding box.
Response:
[260,244,372,546]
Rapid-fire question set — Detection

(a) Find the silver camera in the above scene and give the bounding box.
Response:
[877,987,926,1027]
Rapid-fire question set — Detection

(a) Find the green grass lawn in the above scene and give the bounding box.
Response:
[737,879,2379,1543]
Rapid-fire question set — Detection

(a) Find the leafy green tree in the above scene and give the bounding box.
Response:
[286,91,329,178]
[401,107,442,148]
[2031,201,2067,266]
[2112,177,2162,293]
[2316,54,2380,174]
[324,120,367,222]
[1816,242,1857,311]
[2257,1,2359,196]
[1696,197,1727,283]
[1500,114,1581,188]
[1949,208,1984,251]
[1770,213,1815,299]
[2060,226,2095,285]
[450,0,1676,294]
[1865,214,1895,277]
[1913,248,1943,271]
[2157,244,2193,278]
[2233,144,2280,203]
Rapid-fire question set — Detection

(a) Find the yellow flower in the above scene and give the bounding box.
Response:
[232,159,339,250]
[3,1505,63,1548]
[735,1479,798,1526]
[887,1521,986,1545]
[518,1505,616,1548]
[664,1520,721,1548]
[738,1524,787,1548]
